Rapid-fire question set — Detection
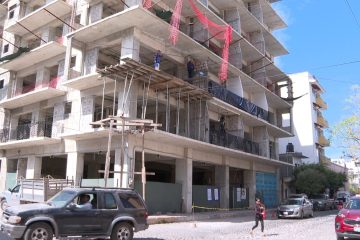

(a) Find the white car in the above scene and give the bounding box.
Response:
[277,198,314,219]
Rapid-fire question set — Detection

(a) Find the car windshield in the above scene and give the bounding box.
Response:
[46,190,77,208]
[345,199,360,210]
[286,199,302,205]
[337,193,348,198]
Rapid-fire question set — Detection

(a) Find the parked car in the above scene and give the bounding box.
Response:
[0,187,148,240]
[277,198,313,219]
[288,193,308,199]
[0,178,74,210]
[335,196,360,240]
[310,194,335,211]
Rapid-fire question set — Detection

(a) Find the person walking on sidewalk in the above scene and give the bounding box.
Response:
[251,198,265,237]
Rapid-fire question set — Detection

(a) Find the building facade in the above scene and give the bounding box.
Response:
[279,72,330,165]
[0,0,292,213]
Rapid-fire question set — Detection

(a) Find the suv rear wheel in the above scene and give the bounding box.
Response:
[111,222,134,240]
[24,222,53,240]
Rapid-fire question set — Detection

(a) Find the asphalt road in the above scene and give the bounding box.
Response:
[0,210,338,240]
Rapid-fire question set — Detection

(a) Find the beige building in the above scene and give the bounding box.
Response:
[0,0,292,213]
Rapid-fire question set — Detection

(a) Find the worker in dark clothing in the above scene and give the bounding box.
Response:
[187,59,195,79]
[219,115,226,146]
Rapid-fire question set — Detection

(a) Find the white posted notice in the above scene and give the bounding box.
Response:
[207,188,212,201]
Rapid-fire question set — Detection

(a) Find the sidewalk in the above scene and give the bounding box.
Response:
[148,209,256,225]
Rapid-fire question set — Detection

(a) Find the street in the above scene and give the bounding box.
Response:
[135,210,338,240]
[0,210,337,240]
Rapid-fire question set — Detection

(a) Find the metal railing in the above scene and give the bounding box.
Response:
[0,121,53,143]
[209,130,260,155]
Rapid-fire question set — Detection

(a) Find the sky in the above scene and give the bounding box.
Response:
[272,0,360,159]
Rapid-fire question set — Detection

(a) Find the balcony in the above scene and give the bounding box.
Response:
[318,134,330,147]
[209,131,260,156]
[316,113,329,128]
[314,95,328,109]
[4,0,72,36]
[0,121,60,150]
[0,77,66,109]
[0,40,66,71]
[61,72,113,90]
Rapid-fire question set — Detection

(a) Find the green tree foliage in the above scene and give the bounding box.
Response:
[330,85,360,160]
[292,164,347,197]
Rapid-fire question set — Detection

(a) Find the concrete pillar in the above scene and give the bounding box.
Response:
[35,67,51,88]
[215,164,229,209]
[114,140,132,188]
[84,47,99,75]
[26,156,42,179]
[250,31,265,54]
[117,81,138,118]
[175,148,193,213]
[41,26,56,44]
[120,28,140,62]
[227,116,243,137]
[253,126,269,158]
[250,58,266,86]
[31,108,45,137]
[248,0,264,23]
[244,163,256,208]
[188,100,208,141]
[225,8,242,70]
[52,102,65,137]
[227,76,243,96]
[0,157,7,191]
[89,3,103,24]
[80,4,89,26]
[58,59,65,80]
[17,158,27,179]
[66,152,84,186]
[63,36,73,81]
[80,95,95,131]
[9,116,19,140]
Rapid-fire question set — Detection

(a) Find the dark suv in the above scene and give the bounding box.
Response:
[0,187,148,240]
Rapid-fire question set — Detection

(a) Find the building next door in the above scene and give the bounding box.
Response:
[256,172,277,208]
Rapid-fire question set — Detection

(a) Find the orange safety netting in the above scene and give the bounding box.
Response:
[143,0,152,9]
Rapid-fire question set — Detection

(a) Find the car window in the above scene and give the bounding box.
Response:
[12,185,20,193]
[104,193,117,209]
[72,193,97,209]
[47,190,77,208]
[286,199,302,205]
[119,193,144,209]
[346,199,360,210]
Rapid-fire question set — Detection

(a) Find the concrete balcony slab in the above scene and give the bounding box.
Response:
[4,0,72,36]
[0,137,61,150]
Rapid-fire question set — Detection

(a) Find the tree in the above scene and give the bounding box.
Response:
[292,164,347,197]
[330,85,360,160]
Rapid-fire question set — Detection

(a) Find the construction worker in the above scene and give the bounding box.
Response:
[154,50,162,71]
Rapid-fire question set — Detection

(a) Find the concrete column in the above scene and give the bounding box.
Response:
[52,102,65,137]
[9,116,19,140]
[89,3,103,24]
[66,152,84,186]
[80,95,95,131]
[250,31,265,54]
[227,76,243,96]
[253,126,269,158]
[84,47,99,75]
[35,67,51,88]
[0,157,7,191]
[244,163,256,208]
[120,28,140,61]
[215,164,229,209]
[58,59,65,80]
[175,148,193,213]
[192,18,209,46]
[17,158,27,179]
[188,100,208,142]
[117,81,138,118]
[80,3,89,26]
[250,58,266,86]
[248,0,263,23]
[63,36,73,80]
[31,108,45,137]
[114,139,132,188]
[26,156,42,179]
[227,116,243,137]
[41,26,56,44]
[225,8,242,70]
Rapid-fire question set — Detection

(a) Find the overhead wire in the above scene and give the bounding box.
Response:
[343,0,360,30]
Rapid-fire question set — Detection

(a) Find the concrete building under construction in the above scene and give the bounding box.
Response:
[0,0,293,213]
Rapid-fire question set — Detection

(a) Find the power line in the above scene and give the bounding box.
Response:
[307,60,360,71]
[343,0,360,30]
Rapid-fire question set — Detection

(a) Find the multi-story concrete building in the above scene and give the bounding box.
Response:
[279,72,330,165]
[0,0,292,213]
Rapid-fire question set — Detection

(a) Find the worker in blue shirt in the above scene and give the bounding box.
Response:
[154,50,162,70]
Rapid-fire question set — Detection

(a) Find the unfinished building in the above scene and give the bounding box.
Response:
[0,0,293,213]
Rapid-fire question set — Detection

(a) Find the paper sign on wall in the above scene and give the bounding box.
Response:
[236,188,241,202]
[241,188,246,200]
[207,188,212,201]
[214,188,219,201]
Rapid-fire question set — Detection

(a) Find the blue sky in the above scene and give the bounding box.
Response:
[273,0,360,159]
